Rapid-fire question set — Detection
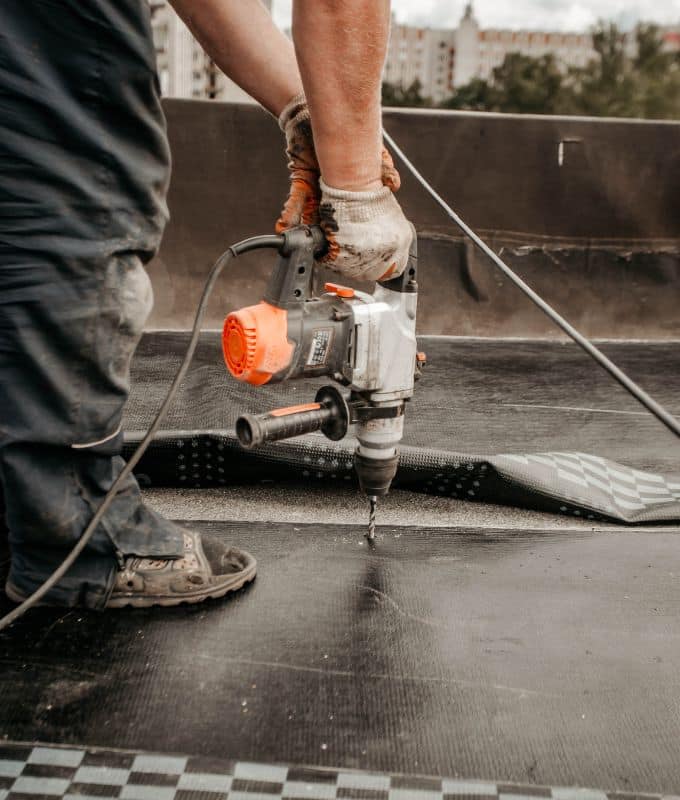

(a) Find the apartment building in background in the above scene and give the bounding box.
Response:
[385,3,597,97]
[149,0,272,102]
[383,23,456,105]
[392,5,679,95]
[660,26,680,52]
[149,1,678,104]
[453,3,596,87]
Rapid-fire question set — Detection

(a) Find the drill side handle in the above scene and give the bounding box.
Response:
[235,386,349,449]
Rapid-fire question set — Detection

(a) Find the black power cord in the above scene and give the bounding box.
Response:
[0,233,283,632]
[383,129,680,439]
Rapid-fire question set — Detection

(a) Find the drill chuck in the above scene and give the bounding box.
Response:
[353,410,404,496]
[353,451,400,497]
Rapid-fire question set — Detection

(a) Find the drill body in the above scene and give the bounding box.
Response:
[223,225,420,499]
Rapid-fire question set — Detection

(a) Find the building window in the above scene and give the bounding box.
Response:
[159,67,169,95]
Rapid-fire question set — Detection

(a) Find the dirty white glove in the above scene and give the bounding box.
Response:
[275,92,402,234]
[318,179,413,282]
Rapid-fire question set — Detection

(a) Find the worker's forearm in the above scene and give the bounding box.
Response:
[168,0,302,116]
[292,1,390,191]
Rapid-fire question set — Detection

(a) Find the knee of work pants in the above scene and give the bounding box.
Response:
[0,252,154,449]
[0,251,184,606]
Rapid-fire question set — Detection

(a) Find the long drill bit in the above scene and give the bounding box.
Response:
[367,495,377,540]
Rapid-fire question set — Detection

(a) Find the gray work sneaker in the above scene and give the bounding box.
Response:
[5,531,256,609]
[107,531,256,608]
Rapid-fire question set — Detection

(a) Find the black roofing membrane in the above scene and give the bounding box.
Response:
[2,521,680,794]
[2,335,680,792]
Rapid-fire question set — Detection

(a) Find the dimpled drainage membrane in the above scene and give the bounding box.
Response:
[123,333,680,523]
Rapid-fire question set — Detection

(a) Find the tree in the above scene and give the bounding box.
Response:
[491,53,564,114]
[439,23,680,120]
[631,24,680,119]
[559,23,637,117]
[382,79,432,108]
[442,53,564,114]
[439,77,494,111]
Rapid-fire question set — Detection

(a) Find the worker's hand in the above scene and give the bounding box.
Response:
[318,180,413,282]
[275,93,319,233]
[276,93,402,232]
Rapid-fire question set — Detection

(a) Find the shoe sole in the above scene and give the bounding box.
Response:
[5,557,257,610]
[106,557,257,608]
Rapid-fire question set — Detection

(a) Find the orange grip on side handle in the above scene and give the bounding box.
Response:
[269,403,322,418]
[236,404,333,449]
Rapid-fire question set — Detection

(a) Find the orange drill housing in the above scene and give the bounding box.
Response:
[223,301,294,386]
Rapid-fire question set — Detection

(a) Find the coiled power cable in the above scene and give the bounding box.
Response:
[1,133,679,632]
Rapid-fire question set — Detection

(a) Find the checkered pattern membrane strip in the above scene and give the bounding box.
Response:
[0,744,676,800]
[493,451,680,522]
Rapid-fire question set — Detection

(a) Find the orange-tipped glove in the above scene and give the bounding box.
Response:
[276,93,402,234]
[276,93,320,233]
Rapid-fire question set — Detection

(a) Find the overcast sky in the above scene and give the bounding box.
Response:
[272,0,680,33]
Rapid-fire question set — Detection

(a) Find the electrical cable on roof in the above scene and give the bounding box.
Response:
[383,128,680,440]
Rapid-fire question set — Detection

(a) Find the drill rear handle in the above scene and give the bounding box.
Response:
[263,225,327,309]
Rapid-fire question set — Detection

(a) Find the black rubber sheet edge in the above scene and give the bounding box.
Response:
[124,431,680,524]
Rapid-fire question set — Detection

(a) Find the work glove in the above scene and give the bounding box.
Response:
[276,93,320,233]
[276,93,401,231]
[318,180,412,281]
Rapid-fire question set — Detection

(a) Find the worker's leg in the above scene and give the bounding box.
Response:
[0,0,256,611]
[0,250,185,608]
[0,486,8,589]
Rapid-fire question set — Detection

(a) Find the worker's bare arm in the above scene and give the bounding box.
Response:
[168,0,302,116]
[169,0,410,281]
[292,0,391,191]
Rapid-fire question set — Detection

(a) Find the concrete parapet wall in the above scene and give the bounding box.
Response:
[147,100,680,338]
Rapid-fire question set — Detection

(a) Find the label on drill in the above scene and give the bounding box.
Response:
[306,328,333,368]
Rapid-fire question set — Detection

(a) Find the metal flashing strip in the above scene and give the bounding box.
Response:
[0,743,675,800]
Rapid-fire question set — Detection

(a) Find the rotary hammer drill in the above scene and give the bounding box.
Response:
[222,225,423,538]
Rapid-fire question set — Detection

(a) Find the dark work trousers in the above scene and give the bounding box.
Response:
[0,0,185,607]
